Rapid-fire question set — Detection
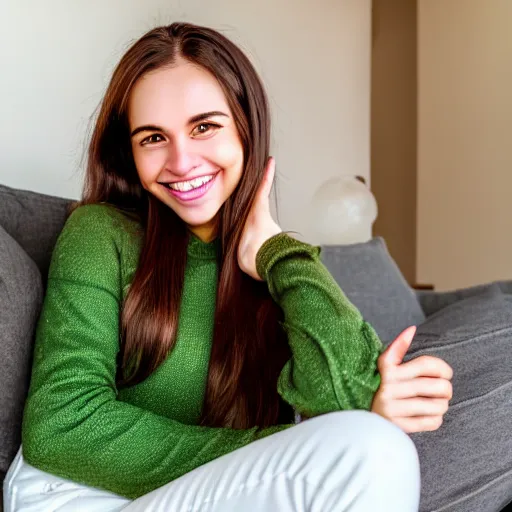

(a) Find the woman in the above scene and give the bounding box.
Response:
[4,22,452,511]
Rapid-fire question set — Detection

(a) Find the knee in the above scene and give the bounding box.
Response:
[306,410,420,477]
[300,411,420,510]
[360,411,419,476]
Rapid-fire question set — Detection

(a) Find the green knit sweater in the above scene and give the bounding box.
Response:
[22,204,384,499]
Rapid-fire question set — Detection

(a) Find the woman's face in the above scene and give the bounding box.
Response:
[128,58,244,242]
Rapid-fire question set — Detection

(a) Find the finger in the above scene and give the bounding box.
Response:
[378,326,416,370]
[392,415,444,434]
[393,356,453,381]
[381,378,453,400]
[385,397,449,418]
[258,157,275,204]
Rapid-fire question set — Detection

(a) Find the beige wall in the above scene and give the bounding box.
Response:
[371,0,417,284]
[417,0,512,290]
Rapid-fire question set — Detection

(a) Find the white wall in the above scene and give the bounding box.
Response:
[0,0,371,244]
[418,0,512,290]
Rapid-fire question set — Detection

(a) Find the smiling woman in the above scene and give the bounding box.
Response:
[5,22,421,512]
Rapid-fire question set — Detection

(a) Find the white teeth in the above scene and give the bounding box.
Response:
[168,174,214,192]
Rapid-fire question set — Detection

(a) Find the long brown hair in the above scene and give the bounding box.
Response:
[74,23,293,429]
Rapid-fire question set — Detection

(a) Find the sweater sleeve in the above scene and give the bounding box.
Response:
[256,233,385,418]
[22,205,288,500]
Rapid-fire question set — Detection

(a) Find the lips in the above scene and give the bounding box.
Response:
[160,172,216,189]
[161,172,219,202]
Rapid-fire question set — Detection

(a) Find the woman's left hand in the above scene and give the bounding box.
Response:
[371,326,453,433]
[238,157,282,280]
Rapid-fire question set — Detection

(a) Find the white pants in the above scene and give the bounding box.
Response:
[4,411,420,512]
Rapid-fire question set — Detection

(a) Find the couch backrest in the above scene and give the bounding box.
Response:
[0,184,73,285]
[0,183,427,342]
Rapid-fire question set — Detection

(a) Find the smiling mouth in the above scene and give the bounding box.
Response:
[160,172,219,202]
[160,173,217,192]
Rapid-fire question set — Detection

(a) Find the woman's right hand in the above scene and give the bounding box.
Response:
[238,157,282,281]
[371,326,453,433]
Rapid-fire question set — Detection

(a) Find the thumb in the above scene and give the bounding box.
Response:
[258,157,275,204]
[379,325,417,369]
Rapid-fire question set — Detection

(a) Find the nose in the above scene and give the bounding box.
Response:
[165,136,197,177]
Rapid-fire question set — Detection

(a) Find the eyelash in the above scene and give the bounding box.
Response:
[140,122,221,146]
[192,122,221,137]
[140,134,164,146]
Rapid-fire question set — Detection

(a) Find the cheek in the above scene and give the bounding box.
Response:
[132,147,166,184]
[205,133,243,170]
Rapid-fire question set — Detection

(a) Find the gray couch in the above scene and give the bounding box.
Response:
[1,183,511,512]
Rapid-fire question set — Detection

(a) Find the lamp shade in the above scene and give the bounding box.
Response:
[311,176,378,245]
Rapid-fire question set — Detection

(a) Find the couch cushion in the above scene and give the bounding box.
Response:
[0,470,4,512]
[0,224,43,475]
[407,284,512,512]
[320,237,426,342]
[0,184,72,284]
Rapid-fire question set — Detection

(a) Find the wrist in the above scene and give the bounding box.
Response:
[255,233,319,281]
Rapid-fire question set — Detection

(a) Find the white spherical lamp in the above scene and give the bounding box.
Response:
[311,176,378,245]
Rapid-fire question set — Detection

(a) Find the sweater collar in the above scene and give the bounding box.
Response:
[187,232,220,260]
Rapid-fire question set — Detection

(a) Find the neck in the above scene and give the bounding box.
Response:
[188,217,218,243]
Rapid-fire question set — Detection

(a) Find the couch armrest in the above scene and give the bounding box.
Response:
[414,280,512,317]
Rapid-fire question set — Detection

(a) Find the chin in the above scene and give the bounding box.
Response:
[177,208,220,231]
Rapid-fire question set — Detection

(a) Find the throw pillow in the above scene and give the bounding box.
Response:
[320,237,426,342]
[0,224,43,474]
[0,184,71,285]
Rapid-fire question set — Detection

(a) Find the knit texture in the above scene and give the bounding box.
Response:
[22,205,383,499]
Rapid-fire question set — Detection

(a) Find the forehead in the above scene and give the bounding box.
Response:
[128,60,230,128]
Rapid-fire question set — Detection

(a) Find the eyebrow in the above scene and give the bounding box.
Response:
[130,110,229,137]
